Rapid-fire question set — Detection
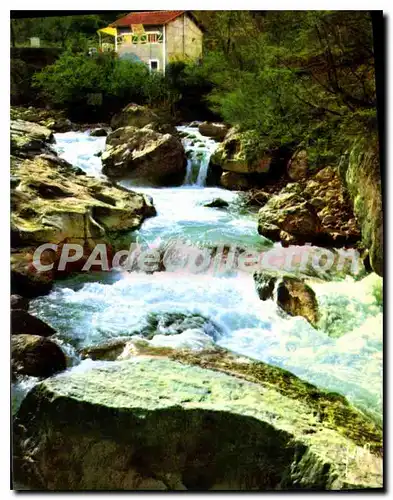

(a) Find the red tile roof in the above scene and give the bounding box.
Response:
[111,11,186,27]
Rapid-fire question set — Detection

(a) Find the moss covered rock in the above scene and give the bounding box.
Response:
[11,106,72,132]
[342,139,382,276]
[11,119,54,156]
[211,128,272,175]
[13,354,382,490]
[11,154,156,248]
[110,103,159,130]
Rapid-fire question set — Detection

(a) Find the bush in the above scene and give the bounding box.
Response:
[32,51,216,122]
[33,51,170,120]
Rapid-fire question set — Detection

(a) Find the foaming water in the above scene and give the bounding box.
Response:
[20,130,383,423]
[118,185,271,250]
[30,270,383,421]
[53,131,106,177]
[177,124,219,186]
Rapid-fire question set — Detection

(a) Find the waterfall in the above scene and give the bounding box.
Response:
[177,125,219,187]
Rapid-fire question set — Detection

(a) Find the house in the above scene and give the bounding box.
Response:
[97,11,204,73]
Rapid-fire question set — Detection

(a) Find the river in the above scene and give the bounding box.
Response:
[13,124,383,423]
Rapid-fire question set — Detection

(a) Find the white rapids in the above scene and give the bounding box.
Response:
[14,124,383,424]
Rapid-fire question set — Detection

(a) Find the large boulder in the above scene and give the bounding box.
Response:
[11,334,66,378]
[254,272,319,327]
[11,119,54,156]
[102,126,186,186]
[110,104,159,130]
[11,251,55,298]
[11,309,56,337]
[211,128,273,175]
[287,150,309,181]
[13,351,382,490]
[341,139,383,276]
[257,188,323,245]
[11,154,156,248]
[198,122,228,141]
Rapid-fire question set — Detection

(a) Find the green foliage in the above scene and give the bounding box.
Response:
[194,10,378,165]
[16,10,377,151]
[33,51,158,118]
[11,58,30,103]
[32,51,215,121]
[11,15,106,50]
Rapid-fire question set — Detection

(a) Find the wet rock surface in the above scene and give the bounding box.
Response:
[110,103,160,130]
[203,198,229,208]
[102,126,186,186]
[13,349,382,490]
[12,334,66,378]
[11,309,56,337]
[11,294,29,311]
[254,272,320,327]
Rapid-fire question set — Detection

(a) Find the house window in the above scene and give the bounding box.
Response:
[148,33,158,44]
[149,59,159,72]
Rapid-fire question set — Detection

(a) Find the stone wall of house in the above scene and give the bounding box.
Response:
[184,15,203,60]
[165,14,203,62]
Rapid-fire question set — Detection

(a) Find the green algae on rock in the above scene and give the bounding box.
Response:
[11,155,156,248]
[13,354,382,490]
[341,139,383,276]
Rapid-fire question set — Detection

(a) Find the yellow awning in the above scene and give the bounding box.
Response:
[97,27,117,37]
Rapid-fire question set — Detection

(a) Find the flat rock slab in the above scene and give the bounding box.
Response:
[13,358,382,490]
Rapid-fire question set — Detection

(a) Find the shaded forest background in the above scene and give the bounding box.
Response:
[11,11,380,169]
